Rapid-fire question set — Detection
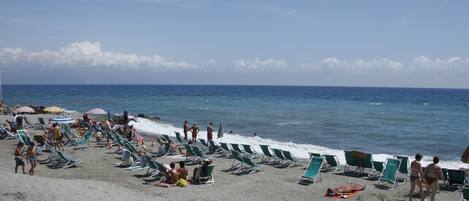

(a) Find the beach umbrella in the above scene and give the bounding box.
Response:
[43,106,64,114]
[217,120,224,139]
[14,106,35,114]
[85,108,107,115]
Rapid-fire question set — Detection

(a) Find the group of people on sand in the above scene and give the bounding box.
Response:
[154,159,213,187]
[45,123,64,151]
[408,154,445,201]
[14,141,37,175]
[183,120,215,144]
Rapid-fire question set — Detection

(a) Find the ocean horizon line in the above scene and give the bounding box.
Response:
[3,83,469,90]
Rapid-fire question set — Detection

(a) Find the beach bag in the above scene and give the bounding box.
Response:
[176,179,189,187]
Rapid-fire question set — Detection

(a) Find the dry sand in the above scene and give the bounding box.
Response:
[0,114,461,201]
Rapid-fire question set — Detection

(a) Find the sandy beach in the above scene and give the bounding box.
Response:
[0,114,462,201]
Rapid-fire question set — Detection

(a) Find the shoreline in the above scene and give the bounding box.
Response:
[0,114,463,201]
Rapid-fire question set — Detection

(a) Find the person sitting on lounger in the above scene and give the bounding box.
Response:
[191,159,212,184]
[14,142,26,174]
[178,161,188,180]
[408,154,425,199]
[424,156,443,201]
[26,142,37,175]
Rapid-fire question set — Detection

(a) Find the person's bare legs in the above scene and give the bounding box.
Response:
[430,182,437,201]
[409,180,416,196]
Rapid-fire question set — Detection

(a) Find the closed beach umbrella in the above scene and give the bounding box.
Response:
[14,106,35,114]
[217,121,224,139]
[43,106,64,114]
[86,108,107,115]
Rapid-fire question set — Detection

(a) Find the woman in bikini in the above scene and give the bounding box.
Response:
[408,154,425,200]
[424,156,443,201]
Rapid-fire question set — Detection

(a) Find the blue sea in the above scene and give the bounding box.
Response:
[4,85,469,168]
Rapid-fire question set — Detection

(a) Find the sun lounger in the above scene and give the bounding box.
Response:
[162,134,172,144]
[259,144,276,164]
[183,144,200,164]
[199,139,209,148]
[344,150,373,175]
[193,165,215,184]
[0,127,16,139]
[448,169,466,188]
[230,150,244,171]
[175,132,186,144]
[396,156,410,184]
[272,148,289,166]
[240,156,263,175]
[51,151,81,169]
[17,129,33,146]
[377,158,401,188]
[299,156,324,184]
[230,143,244,153]
[74,130,93,150]
[323,154,341,172]
[282,150,300,167]
[192,146,210,159]
[242,144,258,157]
[309,152,321,158]
[372,161,385,176]
[218,142,232,157]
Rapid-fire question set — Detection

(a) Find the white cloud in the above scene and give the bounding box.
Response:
[233,58,288,71]
[0,41,195,70]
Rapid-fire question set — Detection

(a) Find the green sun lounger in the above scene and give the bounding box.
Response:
[194,165,215,184]
[242,144,257,156]
[230,150,244,171]
[56,151,81,169]
[309,152,321,158]
[282,150,300,167]
[396,156,410,183]
[272,148,290,166]
[344,150,373,175]
[299,156,324,184]
[218,142,232,157]
[192,146,209,159]
[372,161,385,176]
[183,144,200,164]
[175,132,186,144]
[74,130,93,150]
[17,129,32,146]
[231,143,244,153]
[259,144,276,163]
[241,156,263,175]
[162,134,172,143]
[378,158,401,188]
[448,169,466,187]
[323,154,341,172]
[199,139,210,148]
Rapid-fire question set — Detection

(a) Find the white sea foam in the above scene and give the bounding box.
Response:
[369,102,382,106]
[274,121,312,126]
[130,117,468,169]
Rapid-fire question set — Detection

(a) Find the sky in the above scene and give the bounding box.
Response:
[1,0,469,88]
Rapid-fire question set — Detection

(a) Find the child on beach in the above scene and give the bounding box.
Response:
[14,142,26,174]
[423,156,443,201]
[408,154,425,200]
[26,142,37,175]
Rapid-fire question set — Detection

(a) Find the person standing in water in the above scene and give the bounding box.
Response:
[207,122,214,142]
[183,120,190,141]
[191,123,199,144]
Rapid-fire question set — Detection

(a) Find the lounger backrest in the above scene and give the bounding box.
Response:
[184,144,196,155]
[381,158,401,183]
[304,157,323,178]
[242,144,255,154]
[219,143,230,151]
[372,161,384,173]
[199,139,208,147]
[163,135,171,143]
[272,149,285,159]
[38,117,45,125]
[200,165,215,178]
[309,153,321,158]
[324,155,338,167]
[448,169,466,185]
[231,143,243,152]
[192,146,205,158]
[282,150,296,161]
[396,156,409,174]
[259,145,273,157]
[17,130,32,146]
[344,151,357,166]
[175,132,184,143]
[242,156,256,167]
[231,150,244,162]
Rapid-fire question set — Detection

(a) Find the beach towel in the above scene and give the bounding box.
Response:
[324,183,365,199]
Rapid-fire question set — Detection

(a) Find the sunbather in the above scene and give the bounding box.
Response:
[14,142,26,174]
[154,162,179,186]
[408,154,424,200]
[424,156,443,201]
[178,161,188,180]
[26,142,37,175]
